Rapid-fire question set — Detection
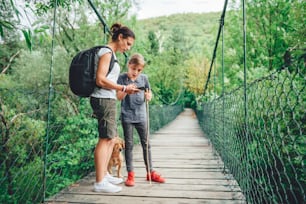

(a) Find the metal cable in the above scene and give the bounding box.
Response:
[203,0,228,95]
[43,0,58,202]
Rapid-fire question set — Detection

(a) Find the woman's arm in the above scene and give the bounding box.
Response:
[96,53,138,95]
[95,52,123,91]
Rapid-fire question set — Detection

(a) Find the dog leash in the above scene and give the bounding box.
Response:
[145,88,152,185]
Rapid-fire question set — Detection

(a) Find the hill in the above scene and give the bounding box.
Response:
[136,12,222,54]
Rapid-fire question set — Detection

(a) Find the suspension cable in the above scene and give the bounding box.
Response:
[43,0,58,202]
[88,0,110,45]
[203,0,228,96]
[221,21,225,173]
[87,0,128,63]
[242,0,250,199]
[88,0,111,35]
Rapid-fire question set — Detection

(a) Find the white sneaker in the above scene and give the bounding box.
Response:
[93,179,122,193]
[105,172,124,185]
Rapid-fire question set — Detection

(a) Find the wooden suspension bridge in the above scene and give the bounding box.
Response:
[47,108,245,204]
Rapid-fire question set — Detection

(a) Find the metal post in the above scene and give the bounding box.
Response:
[242,0,250,201]
[43,0,58,202]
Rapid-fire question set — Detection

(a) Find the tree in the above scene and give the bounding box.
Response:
[0,0,23,74]
[148,30,159,55]
[225,0,305,74]
[185,54,212,97]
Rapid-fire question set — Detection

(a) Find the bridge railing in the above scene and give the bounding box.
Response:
[196,57,305,203]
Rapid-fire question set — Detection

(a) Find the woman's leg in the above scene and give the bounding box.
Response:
[95,138,115,182]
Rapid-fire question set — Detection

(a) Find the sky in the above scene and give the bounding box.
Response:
[134,0,226,19]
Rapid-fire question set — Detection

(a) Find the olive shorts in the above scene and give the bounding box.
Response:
[90,97,117,139]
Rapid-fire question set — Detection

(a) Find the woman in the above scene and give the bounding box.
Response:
[90,23,139,193]
[117,53,165,187]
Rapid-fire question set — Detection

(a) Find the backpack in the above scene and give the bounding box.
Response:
[69,45,116,97]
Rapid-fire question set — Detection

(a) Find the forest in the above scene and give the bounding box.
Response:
[0,0,305,203]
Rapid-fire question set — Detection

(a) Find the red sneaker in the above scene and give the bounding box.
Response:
[125,171,135,186]
[147,171,165,183]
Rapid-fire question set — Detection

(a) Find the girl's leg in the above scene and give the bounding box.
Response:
[135,122,165,183]
[122,122,134,172]
[135,122,152,172]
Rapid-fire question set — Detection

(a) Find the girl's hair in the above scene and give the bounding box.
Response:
[111,23,135,41]
[128,53,146,67]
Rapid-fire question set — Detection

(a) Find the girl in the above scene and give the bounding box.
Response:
[117,53,165,186]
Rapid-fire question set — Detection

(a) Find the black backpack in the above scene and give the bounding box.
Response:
[69,45,116,97]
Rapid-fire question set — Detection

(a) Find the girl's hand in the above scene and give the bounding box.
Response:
[145,89,152,101]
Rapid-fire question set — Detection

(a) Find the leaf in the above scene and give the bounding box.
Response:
[34,25,50,33]
[9,0,21,22]
[22,29,32,51]
[0,20,15,29]
[0,25,3,37]
[0,19,15,37]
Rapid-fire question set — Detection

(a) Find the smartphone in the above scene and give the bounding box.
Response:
[137,86,146,90]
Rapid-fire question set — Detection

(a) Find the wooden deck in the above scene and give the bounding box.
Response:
[47,108,245,204]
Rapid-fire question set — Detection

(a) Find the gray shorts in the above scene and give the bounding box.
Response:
[90,97,117,139]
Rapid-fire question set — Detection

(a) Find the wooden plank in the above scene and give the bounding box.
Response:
[54,185,244,200]
[47,194,245,204]
[47,109,246,204]
[60,181,242,193]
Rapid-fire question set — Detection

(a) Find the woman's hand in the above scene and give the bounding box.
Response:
[125,84,139,94]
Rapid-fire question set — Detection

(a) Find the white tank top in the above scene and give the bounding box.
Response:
[90,47,120,99]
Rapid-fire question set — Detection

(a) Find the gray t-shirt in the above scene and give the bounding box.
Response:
[91,47,120,99]
[117,73,150,123]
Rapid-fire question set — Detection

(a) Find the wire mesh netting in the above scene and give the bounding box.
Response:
[196,57,305,203]
[0,86,183,203]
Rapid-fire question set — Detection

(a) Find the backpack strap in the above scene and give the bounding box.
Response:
[100,45,118,76]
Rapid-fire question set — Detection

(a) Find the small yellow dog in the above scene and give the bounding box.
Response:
[108,137,125,178]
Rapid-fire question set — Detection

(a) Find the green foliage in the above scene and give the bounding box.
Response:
[13,158,44,203]
[12,50,49,89]
[220,0,305,91]
[91,0,136,24]
[147,31,159,55]
[197,56,305,203]
[22,29,32,51]
[245,67,305,202]
[0,157,44,203]
[33,0,84,16]
[0,0,304,202]
[0,0,18,39]
[0,99,46,203]
[46,110,97,196]
[0,19,14,37]
[184,53,211,96]
[136,13,221,104]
